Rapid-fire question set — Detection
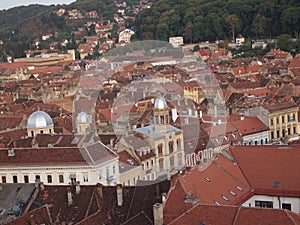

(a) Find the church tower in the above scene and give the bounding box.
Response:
[153,97,170,132]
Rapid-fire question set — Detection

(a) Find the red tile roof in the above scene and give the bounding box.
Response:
[230,116,269,136]
[168,204,300,225]
[230,145,300,197]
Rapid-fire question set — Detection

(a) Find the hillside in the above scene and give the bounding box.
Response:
[134,0,300,42]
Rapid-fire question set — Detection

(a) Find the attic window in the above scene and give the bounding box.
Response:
[204,177,211,182]
[214,200,220,206]
[236,185,243,191]
[229,190,237,196]
[232,133,236,139]
[221,195,230,202]
[273,181,279,188]
[127,159,134,165]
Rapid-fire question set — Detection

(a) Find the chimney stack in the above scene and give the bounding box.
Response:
[75,181,81,195]
[97,183,103,199]
[67,187,73,206]
[153,203,163,225]
[39,182,45,191]
[116,184,123,206]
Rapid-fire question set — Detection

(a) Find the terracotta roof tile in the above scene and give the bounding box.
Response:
[230,145,300,196]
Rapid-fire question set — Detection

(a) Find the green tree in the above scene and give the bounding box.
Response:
[183,22,193,43]
[226,14,242,41]
[277,34,292,52]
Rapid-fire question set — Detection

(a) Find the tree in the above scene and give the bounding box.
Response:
[277,34,291,52]
[183,22,193,43]
[226,14,242,42]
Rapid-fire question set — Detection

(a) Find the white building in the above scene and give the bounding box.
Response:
[118,29,135,43]
[0,111,119,186]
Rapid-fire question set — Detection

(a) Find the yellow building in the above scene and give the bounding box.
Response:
[261,103,299,142]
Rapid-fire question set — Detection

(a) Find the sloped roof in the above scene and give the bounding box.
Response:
[168,204,300,225]
[230,145,300,196]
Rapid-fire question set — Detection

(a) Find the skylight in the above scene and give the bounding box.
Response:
[236,185,243,191]
[229,190,237,196]
[273,181,279,188]
[214,200,220,206]
[204,177,211,182]
[221,195,230,201]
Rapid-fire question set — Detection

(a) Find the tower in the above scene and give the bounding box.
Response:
[153,97,170,132]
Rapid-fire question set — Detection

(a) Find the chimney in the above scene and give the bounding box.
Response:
[67,187,73,206]
[110,138,114,148]
[13,140,17,148]
[39,182,45,191]
[188,108,192,116]
[97,183,103,199]
[116,184,123,206]
[8,149,15,157]
[153,203,163,225]
[75,181,81,195]
[199,110,203,118]
[240,115,245,120]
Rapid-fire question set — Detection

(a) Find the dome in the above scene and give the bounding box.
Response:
[154,97,168,110]
[27,111,53,129]
[77,112,89,124]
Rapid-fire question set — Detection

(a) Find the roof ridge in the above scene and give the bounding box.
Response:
[285,209,299,225]
[228,148,254,190]
[232,205,242,225]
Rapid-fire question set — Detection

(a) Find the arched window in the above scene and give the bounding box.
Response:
[159,158,164,171]
[169,141,174,153]
[158,144,163,156]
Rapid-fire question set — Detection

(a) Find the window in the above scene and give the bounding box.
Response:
[159,158,164,171]
[169,141,174,153]
[282,203,291,211]
[59,175,64,183]
[271,132,274,139]
[288,128,291,135]
[229,190,237,196]
[35,175,40,182]
[177,139,181,150]
[47,175,52,183]
[113,166,116,174]
[24,175,29,183]
[31,131,34,137]
[142,163,144,170]
[160,115,165,124]
[255,200,273,208]
[151,160,154,166]
[276,130,280,138]
[270,118,273,126]
[221,195,230,202]
[170,155,175,168]
[276,117,279,124]
[261,139,263,145]
[83,174,88,182]
[1,176,6,183]
[13,175,18,183]
[282,116,285,123]
[158,144,163,155]
[293,126,297,134]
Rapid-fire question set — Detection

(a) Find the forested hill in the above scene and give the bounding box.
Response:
[134,0,300,42]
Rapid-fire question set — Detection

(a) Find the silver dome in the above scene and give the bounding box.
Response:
[76,112,89,124]
[154,97,168,110]
[27,111,53,129]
